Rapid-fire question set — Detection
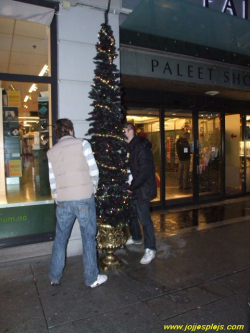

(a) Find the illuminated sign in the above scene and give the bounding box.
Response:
[205,0,248,19]
[121,47,250,90]
[189,0,250,19]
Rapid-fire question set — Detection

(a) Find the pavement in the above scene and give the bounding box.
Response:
[1,197,250,333]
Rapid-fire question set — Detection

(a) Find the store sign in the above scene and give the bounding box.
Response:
[121,48,250,90]
[188,0,249,19]
[0,204,55,240]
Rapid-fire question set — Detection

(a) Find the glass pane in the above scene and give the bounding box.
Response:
[199,112,222,198]
[165,111,193,200]
[126,107,160,203]
[225,114,242,195]
[0,82,52,205]
[246,116,250,192]
[0,17,50,76]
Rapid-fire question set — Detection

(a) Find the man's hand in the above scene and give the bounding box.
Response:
[127,189,133,193]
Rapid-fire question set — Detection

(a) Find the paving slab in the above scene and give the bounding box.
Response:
[0,275,48,333]
[49,303,163,333]
[145,280,233,320]
[216,269,250,299]
[116,223,250,303]
[33,256,85,290]
[163,294,248,331]
[1,201,250,333]
[37,273,139,328]
[0,261,33,281]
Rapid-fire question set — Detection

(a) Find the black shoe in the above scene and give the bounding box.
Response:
[184,186,191,190]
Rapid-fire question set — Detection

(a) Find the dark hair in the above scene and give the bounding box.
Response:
[53,118,74,139]
[124,122,136,136]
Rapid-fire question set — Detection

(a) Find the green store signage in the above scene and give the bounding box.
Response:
[0,204,55,239]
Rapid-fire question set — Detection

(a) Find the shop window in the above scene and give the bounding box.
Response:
[0,15,55,246]
[164,111,193,201]
[225,114,242,195]
[1,82,51,204]
[244,115,250,192]
[198,112,222,199]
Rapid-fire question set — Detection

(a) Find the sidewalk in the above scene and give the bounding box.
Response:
[1,197,250,333]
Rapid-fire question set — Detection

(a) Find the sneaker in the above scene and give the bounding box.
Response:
[90,274,108,288]
[140,248,156,265]
[126,236,142,245]
[50,281,60,286]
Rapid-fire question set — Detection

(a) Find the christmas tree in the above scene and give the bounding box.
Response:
[86,18,133,227]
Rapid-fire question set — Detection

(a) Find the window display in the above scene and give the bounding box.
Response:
[1,85,52,204]
[225,113,242,195]
[0,14,55,247]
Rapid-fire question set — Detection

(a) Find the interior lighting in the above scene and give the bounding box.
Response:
[27,64,49,94]
[205,91,219,96]
[38,64,49,76]
[28,84,37,93]
[24,120,38,124]
[24,95,29,102]
[19,116,39,120]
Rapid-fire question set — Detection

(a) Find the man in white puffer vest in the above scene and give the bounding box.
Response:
[47,118,107,288]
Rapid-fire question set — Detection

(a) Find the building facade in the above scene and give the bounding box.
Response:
[1,0,250,261]
[120,0,250,208]
[0,0,121,261]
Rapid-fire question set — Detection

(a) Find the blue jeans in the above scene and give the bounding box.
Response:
[129,199,156,251]
[49,195,99,286]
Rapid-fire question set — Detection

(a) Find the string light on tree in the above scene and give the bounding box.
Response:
[86,15,133,227]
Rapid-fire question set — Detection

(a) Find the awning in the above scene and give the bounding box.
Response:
[121,0,250,60]
[0,0,55,25]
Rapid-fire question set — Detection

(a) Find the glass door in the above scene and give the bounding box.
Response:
[165,111,193,202]
[246,116,250,192]
[198,112,222,199]
[225,114,242,195]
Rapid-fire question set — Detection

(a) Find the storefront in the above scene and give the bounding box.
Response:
[0,0,59,249]
[120,0,250,209]
[0,0,121,256]
[1,0,250,256]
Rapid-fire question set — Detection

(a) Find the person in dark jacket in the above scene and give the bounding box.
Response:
[124,123,157,264]
[176,132,191,189]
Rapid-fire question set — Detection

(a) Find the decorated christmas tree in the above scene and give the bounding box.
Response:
[86,16,132,228]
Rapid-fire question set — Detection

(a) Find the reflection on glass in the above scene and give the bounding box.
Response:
[126,108,160,202]
[165,112,193,200]
[1,82,52,204]
[225,114,242,195]
[246,116,250,192]
[199,112,221,198]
